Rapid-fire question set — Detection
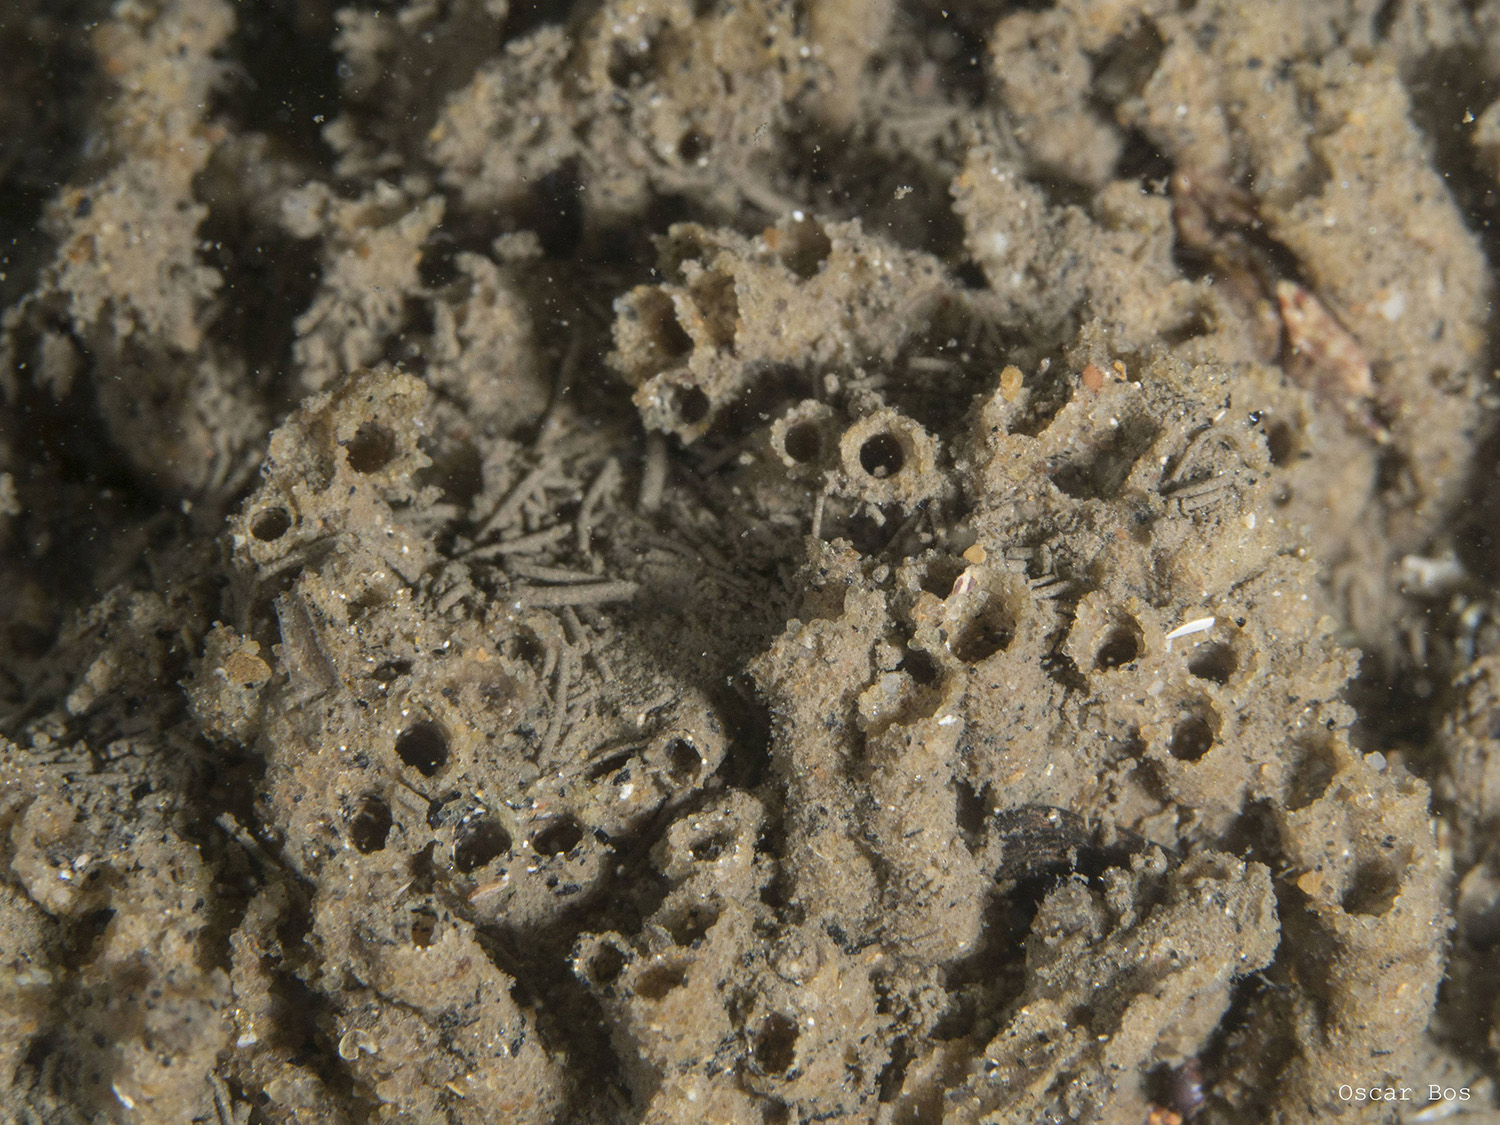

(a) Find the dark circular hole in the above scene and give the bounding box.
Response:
[670,384,710,425]
[899,647,939,685]
[251,507,292,541]
[1094,622,1142,670]
[677,130,709,161]
[395,720,449,777]
[346,422,397,473]
[754,1012,799,1074]
[689,830,735,862]
[783,421,823,463]
[453,817,512,873]
[410,907,438,948]
[919,557,964,597]
[1168,715,1214,761]
[586,943,627,985]
[1342,859,1402,917]
[1186,642,1237,684]
[653,306,693,359]
[510,630,545,671]
[636,962,688,1001]
[1264,419,1297,466]
[859,432,905,479]
[606,40,648,88]
[780,218,832,279]
[952,601,1014,664]
[532,818,584,856]
[665,738,702,783]
[350,796,393,854]
[1286,740,1338,811]
[666,904,719,946]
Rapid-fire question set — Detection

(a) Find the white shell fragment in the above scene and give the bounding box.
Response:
[1165,616,1216,649]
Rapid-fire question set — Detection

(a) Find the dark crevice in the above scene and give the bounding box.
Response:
[715,674,774,790]
[194,198,323,415]
[0,0,104,310]
[1114,127,1172,186]
[215,0,341,162]
[1346,650,1448,764]
[502,0,586,44]
[1455,419,1500,584]
[0,370,176,669]
[1403,48,1500,283]
[530,163,586,259]
[1403,46,1500,589]
[779,113,971,261]
[893,0,999,107]
[1089,21,1166,109]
